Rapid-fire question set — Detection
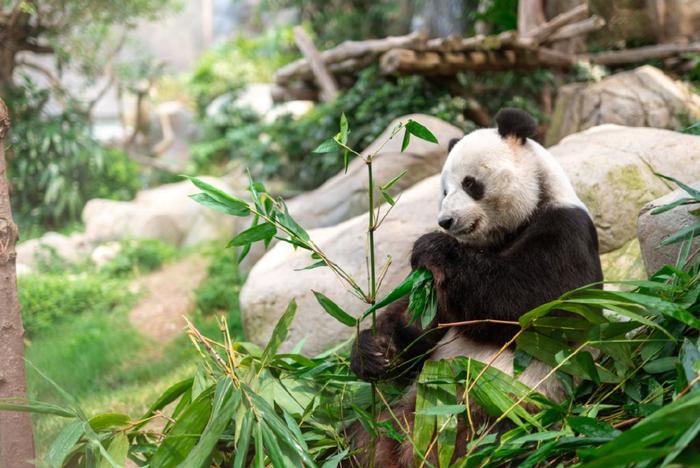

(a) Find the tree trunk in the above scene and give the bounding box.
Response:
[0,99,35,468]
[0,47,16,96]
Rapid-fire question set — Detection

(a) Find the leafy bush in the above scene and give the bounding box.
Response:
[195,250,244,334]
[7,78,141,230]
[193,67,473,189]
[18,273,128,336]
[187,28,298,111]
[101,239,176,277]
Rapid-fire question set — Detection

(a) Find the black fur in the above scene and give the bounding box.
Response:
[448,137,460,152]
[495,108,538,144]
[461,175,484,200]
[351,204,603,379]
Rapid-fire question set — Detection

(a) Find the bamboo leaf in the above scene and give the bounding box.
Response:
[362,268,433,320]
[312,291,356,326]
[661,220,700,246]
[135,378,193,430]
[401,127,411,152]
[185,176,250,216]
[181,378,241,468]
[97,433,129,468]
[381,170,408,190]
[233,412,254,468]
[313,138,338,153]
[406,119,439,144]
[228,222,277,247]
[261,300,297,367]
[189,193,249,217]
[650,197,697,215]
[0,400,76,418]
[655,173,700,199]
[89,413,130,432]
[46,420,85,468]
[339,113,349,144]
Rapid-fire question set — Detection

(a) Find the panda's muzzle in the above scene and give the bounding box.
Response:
[453,217,481,236]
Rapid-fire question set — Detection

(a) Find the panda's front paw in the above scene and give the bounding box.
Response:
[350,329,394,382]
[410,232,460,281]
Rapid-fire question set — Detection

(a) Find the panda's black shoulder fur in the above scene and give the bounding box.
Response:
[495,107,538,143]
[409,204,603,345]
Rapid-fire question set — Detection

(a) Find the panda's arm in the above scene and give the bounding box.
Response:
[350,296,447,382]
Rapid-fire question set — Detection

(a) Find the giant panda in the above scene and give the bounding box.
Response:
[348,108,603,467]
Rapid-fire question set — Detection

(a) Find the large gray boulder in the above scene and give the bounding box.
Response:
[83,177,239,248]
[16,232,91,270]
[240,176,442,355]
[546,66,700,146]
[553,124,700,253]
[637,182,700,275]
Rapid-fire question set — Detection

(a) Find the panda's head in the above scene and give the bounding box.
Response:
[438,108,550,247]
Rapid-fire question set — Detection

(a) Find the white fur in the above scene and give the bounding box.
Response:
[431,329,565,402]
[439,129,584,246]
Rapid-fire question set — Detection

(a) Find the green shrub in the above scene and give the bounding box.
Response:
[187,28,298,111]
[101,239,176,277]
[7,78,141,231]
[195,250,244,336]
[192,67,473,189]
[18,273,128,336]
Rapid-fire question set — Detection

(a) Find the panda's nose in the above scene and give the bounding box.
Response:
[438,217,453,230]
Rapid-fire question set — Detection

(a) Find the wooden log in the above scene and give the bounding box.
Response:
[518,0,546,38]
[546,15,606,42]
[526,4,589,45]
[583,41,700,65]
[292,26,338,102]
[379,47,557,75]
[271,83,318,102]
[274,31,427,85]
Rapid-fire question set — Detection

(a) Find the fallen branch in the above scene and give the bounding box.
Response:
[547,15,605,42]
[274,31,426,84]
[583,41,700,65]
[526,3,589,45]
[292,26,339,102]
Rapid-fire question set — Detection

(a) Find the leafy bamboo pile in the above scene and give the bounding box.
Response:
[3,119,700,466]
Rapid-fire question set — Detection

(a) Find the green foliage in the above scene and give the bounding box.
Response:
[7,78,140,230]
[458,68,555,126]
[100,239,176,277]
[193,67,472,189]
[18,273,129,336]
[474,0,518,33]
[260,1,409,49]
[187,28,298,111]
[195,250,244,334]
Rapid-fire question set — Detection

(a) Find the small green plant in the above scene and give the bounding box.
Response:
[18,273,128,336]
[195,249,245,335]
[7,77,140,230]
[100,239,176,277]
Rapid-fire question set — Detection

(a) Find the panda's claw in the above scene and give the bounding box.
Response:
[350,329,394,382]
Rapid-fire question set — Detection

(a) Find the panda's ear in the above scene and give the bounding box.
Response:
[448,138,460,152]
[494,108,537,144]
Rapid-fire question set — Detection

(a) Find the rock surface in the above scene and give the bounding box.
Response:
[599,239,646,283]
[16,232,91,270]
[638,182,700,275]
[240,176,442,355]
[82,177,238,248]
[546,66,700,145]
[552,124,700,253]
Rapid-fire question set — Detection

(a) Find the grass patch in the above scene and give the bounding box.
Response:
[194,248,245,337]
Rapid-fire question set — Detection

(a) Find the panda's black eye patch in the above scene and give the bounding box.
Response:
[461,176,484,200]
